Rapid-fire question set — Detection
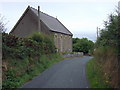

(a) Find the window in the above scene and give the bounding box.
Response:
[54,33,57,38]
[61,34,62,38]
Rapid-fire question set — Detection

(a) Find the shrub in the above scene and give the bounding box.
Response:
[94,46,118,88]
[86,59,111,88]
[2,32,60,89]
[2,33,20,47]
[2,32,56,59]
[28,32,44,43]
[94,11,119,88]
[28,32,56,54]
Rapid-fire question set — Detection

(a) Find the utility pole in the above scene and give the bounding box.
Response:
[38,6,41,32]
[118,1,120,15]
[97,27,98,40]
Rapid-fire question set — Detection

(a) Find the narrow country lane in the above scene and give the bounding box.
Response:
[22,56,92,88]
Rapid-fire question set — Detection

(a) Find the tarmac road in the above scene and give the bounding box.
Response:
[22,56,92,88]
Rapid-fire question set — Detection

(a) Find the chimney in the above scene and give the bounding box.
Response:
[38,6,41,32]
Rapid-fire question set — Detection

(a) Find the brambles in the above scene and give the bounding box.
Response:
[2,32,61,89]
[94,11,119,88]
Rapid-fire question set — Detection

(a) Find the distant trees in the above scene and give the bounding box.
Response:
[73,38,94,54]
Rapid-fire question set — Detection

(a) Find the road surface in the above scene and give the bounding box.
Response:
[22,56,92,88]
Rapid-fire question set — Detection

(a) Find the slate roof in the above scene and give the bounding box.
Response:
[30,7,73,36]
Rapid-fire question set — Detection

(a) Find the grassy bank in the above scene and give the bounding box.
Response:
[3,53,62,89]
[86,59,111,88]
[86,46,118,88]
[94,47,118,88]
[2,32,63,89]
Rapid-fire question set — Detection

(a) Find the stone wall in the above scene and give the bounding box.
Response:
[62,52,84,58]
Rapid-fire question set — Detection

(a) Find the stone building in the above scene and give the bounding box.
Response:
[10,6,73,52]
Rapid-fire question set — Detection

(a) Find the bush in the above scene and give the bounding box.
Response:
[86,59,111,88]
[28,32,56,54]
[28,32,44,43]
[94,12,119,88]
[2,32,61,89]
[94,46,118,88]
[2,32,56,59]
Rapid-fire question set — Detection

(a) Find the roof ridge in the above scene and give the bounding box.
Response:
[30,6,56,19]
[29,6,72,36]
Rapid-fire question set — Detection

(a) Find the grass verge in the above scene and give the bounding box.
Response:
[2,53,63,89]
[86,58,111,88]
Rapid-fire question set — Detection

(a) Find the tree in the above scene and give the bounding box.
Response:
[73,38,94,54]
[0,14,6,33]
[72,38,79,44]
[95,13,118,48]
[94,10,119,88]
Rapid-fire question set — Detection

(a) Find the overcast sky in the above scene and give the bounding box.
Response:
[0,0,119,41]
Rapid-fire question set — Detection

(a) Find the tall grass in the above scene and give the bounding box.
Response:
[94,46,118,88]
[86,59,111,88]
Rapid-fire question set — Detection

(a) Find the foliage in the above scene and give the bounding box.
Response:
[73,38,94,54]
[94,46,118,88]
[86,59,111,88]
[2,32,56,59]
[28,32,56,54]
[3,33,40,59]
[72,38,79,44]
[2,32,62,89]
[95,14,118,48]
[0,14,7,33]
[94,11,119,88]
[2,53,62,89]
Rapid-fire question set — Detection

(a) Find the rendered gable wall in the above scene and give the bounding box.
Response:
[11,7,72,52]
[54,32,72,52]
[11,9,51,37]
[11,9,38,37]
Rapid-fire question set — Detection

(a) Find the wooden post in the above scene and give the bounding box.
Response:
[97,27,98,40]
[38,6,41,32]
[118,1,120,15]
